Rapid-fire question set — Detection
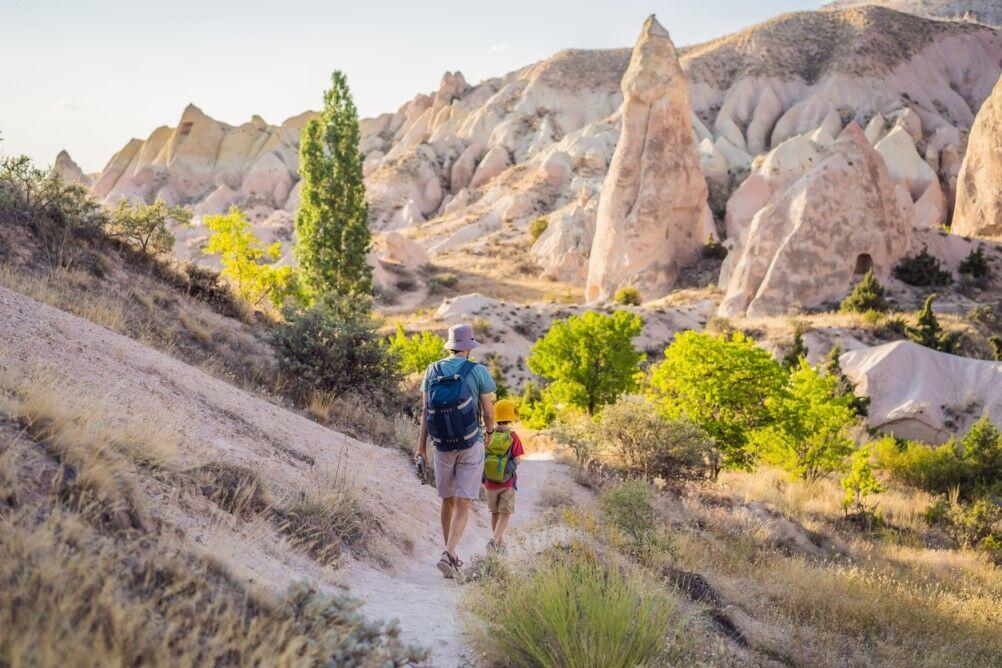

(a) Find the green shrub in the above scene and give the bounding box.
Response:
[906,294,959,353]
[823,345,869,417]
[841,445,885,515]
[597,396,712,482]
[519,380,558,430]
[752,360,858,481]
[271,298,400,401]
[893,247,952,287]
[528,217,548,243]
[991,336,1002,362]
[701,235,727,260]
[386,325,444,375]
[470,551,677,668]
[646,331,787,475]
[840,269,889,313]
[486,354,508,399]
[547,412,598,466]
[925,496,1001,561]
[873,436,969,496]
[782,326,808,370]
[613,286,642,306]
[105,198,192,255]
[959,245,991,280]
[528,310,644,415]
[600,479,656,545]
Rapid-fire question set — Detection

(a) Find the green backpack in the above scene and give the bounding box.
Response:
[483,430,516,485]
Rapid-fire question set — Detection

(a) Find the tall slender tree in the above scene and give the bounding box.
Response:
[295,70,371,300]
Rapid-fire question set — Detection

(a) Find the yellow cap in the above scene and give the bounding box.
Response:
[494,399,518,423]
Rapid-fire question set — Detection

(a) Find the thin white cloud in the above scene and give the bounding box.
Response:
[52,100,89,112]
[488,42,511,53]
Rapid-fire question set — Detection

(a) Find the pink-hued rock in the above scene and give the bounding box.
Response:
[382,232,430,270]
[952,76,1002,236]
[585,15,712,302]
[913,179,948,229]
[469,145,511,189]
[49,150,89,186]
[718,124,912,318]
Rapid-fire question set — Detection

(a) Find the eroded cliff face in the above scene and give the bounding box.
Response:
[584,15,712,302]
[74,6,1000,279]
[952,75,1002,237]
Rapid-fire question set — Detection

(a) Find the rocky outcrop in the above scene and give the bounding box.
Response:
[49,150,89,186]
[822,0,1001,26]
[841,340,1002,443]
[952,76,1002,237]
[718,124,912,317]
[585,16,712,302]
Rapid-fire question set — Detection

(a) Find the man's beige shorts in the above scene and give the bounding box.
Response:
[486,487,515,514]
[434,440,485,500]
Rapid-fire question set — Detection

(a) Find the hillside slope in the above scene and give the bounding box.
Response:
[822,0,1001,26]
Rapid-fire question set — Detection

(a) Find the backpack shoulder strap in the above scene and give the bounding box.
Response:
[457,359,476,379]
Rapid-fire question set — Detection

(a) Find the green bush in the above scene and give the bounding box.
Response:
[753,360,858,480]
[893,247,952,287]
[519,380,558,430]
[600,479,657,545]
[823,345,869,417]
[906,294,959,353]
[841,445,885,515]
[386,325,444,375]
[528,217,548,243]
[992,336,1002,362]
[925,496,1001,561]
[271,298,400,401]
[701,235,727,260]
[485,354,509,399]
[105,198,192,255]
[781,326,808,370]
[840,269,889,313]
[646,331,787,475]
[959,245,991,280]
[470,551,677,668]
[528,310,644,415]
[613,286,642,306]
[597,396,712,482]
[873,436,969,496]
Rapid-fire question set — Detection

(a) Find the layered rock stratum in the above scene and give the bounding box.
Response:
[952,75,1002,236]
[584,16,712,302]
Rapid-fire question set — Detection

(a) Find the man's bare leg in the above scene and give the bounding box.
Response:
[493,512,511,544]
[490,512,499,533]
[441,497,455,547]
[445,497,472,557]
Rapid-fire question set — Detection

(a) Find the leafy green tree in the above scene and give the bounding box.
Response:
[958,415,1002,495]
[752,360,858,480]
[842,446,884,515]
[295,70,371,300]
[782,326,808,370]
[203,207,296,308]
[105,198,192,254]
[840,269,889,313]
[823,345,869,417]
[527,310,644,415]
[271,297,399,401]
[386,325,444,375]
[645,331,787,474]
[906,293,959,353]
[518,380,556,429]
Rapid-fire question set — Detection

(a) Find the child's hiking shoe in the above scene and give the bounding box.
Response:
[486,538,499,554]
[437,551,457,578]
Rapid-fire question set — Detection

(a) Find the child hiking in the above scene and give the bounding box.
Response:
[482,398,524,553]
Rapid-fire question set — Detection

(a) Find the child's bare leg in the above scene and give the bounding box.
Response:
[492,512,511,543]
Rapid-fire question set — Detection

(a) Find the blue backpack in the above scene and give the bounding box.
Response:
[426,360,480,451]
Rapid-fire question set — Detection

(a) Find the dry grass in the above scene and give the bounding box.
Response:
[0,510,424,666]
[188,462,271,517]
[308,389,419,453]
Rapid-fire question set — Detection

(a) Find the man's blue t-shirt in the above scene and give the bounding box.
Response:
[422,355,497,438]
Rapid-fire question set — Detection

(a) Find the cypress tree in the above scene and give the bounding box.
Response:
[840,269,889,313]
[906,293,958,353]
[295,70,371,300]
[782,327,808,370]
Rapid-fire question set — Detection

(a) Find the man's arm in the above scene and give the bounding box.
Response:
[415,391,429,460]
[481,393,496,436]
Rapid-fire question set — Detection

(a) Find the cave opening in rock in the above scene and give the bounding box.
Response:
[179,121,193,136]
[853,253,873,275]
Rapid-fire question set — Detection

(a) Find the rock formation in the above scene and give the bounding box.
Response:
[49,150,89,186]
[718,124,912,318]
[822,0,1001,26]
[841,340,1002,443]
[952,75,1002,237]
[584,16,713,302]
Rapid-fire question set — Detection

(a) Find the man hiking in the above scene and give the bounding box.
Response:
[415,323,496,578]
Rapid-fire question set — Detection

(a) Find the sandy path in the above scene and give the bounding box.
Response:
[343,452,576,667]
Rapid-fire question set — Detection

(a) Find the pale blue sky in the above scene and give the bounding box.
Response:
[1,0,819,172]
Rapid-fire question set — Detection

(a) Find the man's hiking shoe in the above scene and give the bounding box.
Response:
[437,551,459,579]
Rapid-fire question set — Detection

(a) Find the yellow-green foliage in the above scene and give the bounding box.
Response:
[841,445,884,513]
[528,217,548,243]
[469,549,677,668]
[387,325,444,374]
[105,198,192,255]
[203,206,295,307]
[613,286,642,306]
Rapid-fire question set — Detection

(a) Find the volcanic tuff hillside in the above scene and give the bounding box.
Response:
[68,7,1000,288]
[822,0,1002,26]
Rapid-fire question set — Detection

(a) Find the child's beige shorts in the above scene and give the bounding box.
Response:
[486,487,515,514]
